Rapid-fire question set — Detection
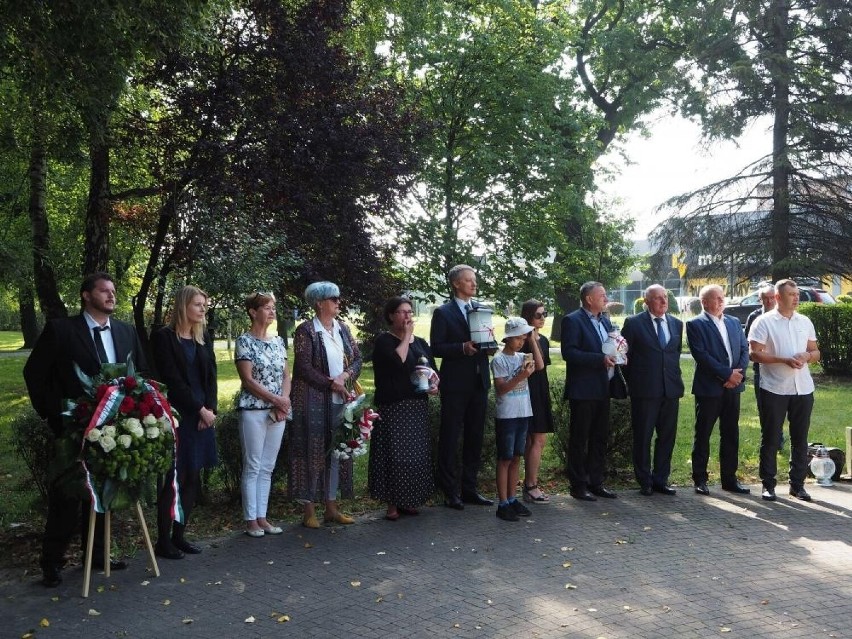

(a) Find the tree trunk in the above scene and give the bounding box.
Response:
[19,284,40,348]
[28,134,67,320]
[83,134,111,275]
[768,0,792,282]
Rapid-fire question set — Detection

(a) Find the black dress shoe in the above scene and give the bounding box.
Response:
[589,485,617,499]
[445,495,464,510]
[172,538,202,555]
[90,557,128,571]
[639,485,653,496]
[653,485,676,495]
[694,483,710,496]
[41,565,62,588]
[761,487,776,501]
[155,541,185,560]
[569,489,597,502]
[461,492,494,506]
[721,482,750,494]
[789,486,812,502]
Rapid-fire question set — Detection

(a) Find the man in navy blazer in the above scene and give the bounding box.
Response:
[24,272,147,587]
[621,285,684,496]
[430,264,493,509]
[561,281,618,501]
[686,284,750,496]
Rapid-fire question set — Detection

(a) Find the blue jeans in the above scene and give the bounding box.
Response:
[495,417,530,460]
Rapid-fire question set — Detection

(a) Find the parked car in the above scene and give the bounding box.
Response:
[724,286,836,327]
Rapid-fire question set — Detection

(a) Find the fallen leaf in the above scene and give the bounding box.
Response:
[267,561,274,565]
[587,608,597,612]
[163,600,171,606]
[140,580,150,586]
[179,577,187,583]
[615,540,627,545]
[397,593,403,599]
[245,616,255,623]
[562,562,572,568]
[720,628,731,633]
[564,584,577,590]
[88,609,101,616]
[643,526,651,531]
[22,633,35,639]
[760,600,769,605]
[623,606,632,611]
[375,597,383,603]
[350,581,361,587]
[277,615,290,623]
[561,546,573,551]
[453,623,460,628]
[323,561,331,565]
[662,606,671,612]
[39,618,50,628]
[487,599,493,604]
[50,596,59,602]
[376,551,386,555]
[182,618,193,624]
[304,542,313,549]
[96,585,105,593]
[475,625,482,629]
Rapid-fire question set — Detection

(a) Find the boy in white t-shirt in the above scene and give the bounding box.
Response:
[491,317,544,521]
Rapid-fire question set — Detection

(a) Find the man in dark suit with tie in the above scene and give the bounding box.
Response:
[24,272,147,586]
[686,284,750,496]
[561,281,618,501]
[621,285,684,496]
[430,264,493,509]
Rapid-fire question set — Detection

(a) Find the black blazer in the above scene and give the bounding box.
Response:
[561,309,613,400]
[686,313,748,397]
[429,301,490,393]
[621,311,685,399]
[150,326,218,416]
[24,314,147,427]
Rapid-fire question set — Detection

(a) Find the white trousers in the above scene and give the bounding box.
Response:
[238,409,286,521]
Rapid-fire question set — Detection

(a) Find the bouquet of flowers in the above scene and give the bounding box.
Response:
[330,391,379,461]
[65,360,179,512]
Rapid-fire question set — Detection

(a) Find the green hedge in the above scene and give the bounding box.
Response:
[10,408,55,503]
[798,302,852,375]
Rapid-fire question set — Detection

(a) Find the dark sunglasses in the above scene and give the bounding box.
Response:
[250,290,273,299]
[325,296,341,303]
[534,311,548,319]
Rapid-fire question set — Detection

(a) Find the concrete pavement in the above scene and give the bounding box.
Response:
[2,481,851,638]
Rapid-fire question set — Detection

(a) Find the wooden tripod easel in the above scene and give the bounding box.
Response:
[82,501,160,598]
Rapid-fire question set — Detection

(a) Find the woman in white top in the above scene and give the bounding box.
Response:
[287,281,362,528]
[234,291,291,537]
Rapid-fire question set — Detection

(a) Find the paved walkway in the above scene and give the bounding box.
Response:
[2,482,851,639]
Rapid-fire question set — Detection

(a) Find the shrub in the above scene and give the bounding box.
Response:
[836,295,852,305]
[551,378,633,481]
[10,408,55,503]
[666,290,679,314]
[633,298,646,314]
[798,302,852,375]
[688,298,703,315]
[606,301,625,316]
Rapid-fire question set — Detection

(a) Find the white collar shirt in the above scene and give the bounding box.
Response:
[747,309,816,395]
[313,317,346,404]
[649,312,670,344]
[83,311,116,364]
[704,311,733,366]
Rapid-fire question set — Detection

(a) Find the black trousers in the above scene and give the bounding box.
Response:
[631,397,679,489]
[758,389,813,490]
[437,388,487,497]
[692,391,742,485]
[41,477,106,570]
[567,398,610,491]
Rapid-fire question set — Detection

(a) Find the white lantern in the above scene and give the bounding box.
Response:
[467,304,499,351]
[809,444,836,487]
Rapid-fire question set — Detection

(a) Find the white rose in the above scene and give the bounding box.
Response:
[99,435,117,452]
[118,434,133,449]
[103,425,117,438]
[143,414,158,426]
[124,417,142,431]
[145,426,160,439]
[86,428,102,442]
[130,425,145,438]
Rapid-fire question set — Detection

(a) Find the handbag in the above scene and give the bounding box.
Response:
[609,365,629,399]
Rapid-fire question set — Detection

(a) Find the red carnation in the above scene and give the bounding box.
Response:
[124,376,138,391]
[139,403,152,417]
[151,403,164,418]
[347,439,360,449]
[119,395,136,414]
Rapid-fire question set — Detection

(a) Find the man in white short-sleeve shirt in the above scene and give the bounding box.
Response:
[748,279,820,502]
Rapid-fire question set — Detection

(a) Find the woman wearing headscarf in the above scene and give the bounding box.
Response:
[234,291,291,537]
[368,296,437,520]
[151,285,218,559]
[288,281,362,528]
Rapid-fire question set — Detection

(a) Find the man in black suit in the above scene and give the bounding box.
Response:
[23,272,147,587]
[430,264,493,509]
[686,284,750,496]
[561,281,618,501]
[621,285,684,496]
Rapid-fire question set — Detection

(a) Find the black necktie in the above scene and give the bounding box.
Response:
[654,317,667,347]
[93,325,109,364]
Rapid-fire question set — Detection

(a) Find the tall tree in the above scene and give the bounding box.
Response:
[653,1,852,284]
